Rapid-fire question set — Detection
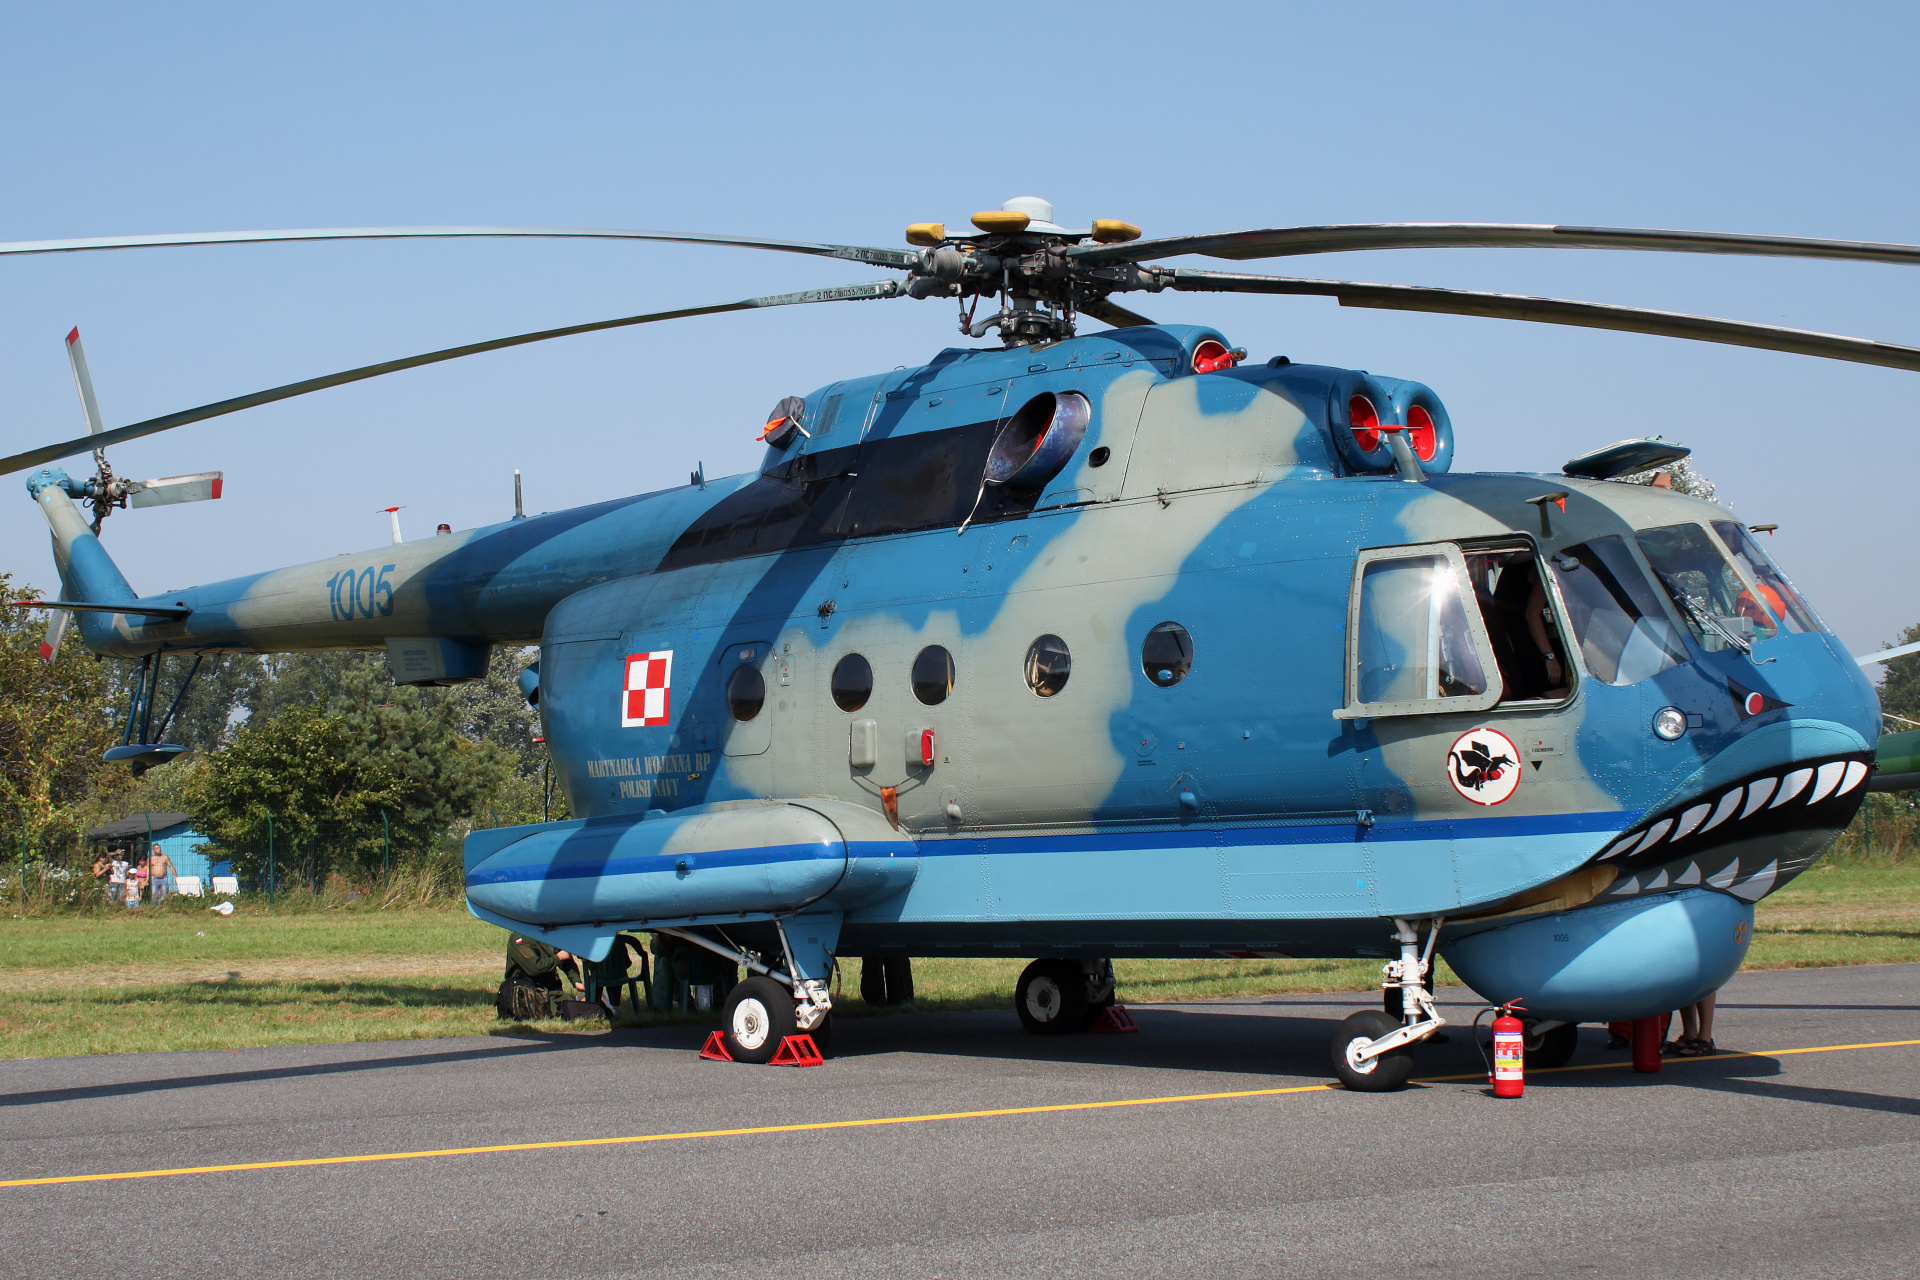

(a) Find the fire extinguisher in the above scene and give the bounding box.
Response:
[1491,1004,1526,1098]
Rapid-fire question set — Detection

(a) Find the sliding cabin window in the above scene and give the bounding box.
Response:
[1460,543,1577,705]
[1338,543,1503,719]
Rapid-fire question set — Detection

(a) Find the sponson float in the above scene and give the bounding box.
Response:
[6,197,1902,1086]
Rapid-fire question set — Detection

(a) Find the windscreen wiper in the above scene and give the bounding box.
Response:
[1658,574,1769,662]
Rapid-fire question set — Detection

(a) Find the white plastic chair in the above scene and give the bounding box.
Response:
[211,876,240,896]
[175,876,204,897]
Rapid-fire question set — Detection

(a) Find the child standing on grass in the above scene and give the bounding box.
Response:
[125,865,143,907]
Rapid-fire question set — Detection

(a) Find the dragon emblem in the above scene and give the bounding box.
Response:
[1446,728,1523,805]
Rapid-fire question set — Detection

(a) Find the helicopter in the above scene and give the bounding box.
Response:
[3,196,1907,1089]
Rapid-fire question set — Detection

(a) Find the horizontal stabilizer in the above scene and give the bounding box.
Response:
[126,471,223,508]
[103,743,187,768]
[7,599,191,619]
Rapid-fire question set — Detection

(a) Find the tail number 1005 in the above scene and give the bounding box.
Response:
[326,564,398,620]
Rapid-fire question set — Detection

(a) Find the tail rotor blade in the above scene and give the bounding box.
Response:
[126,472,224,508]
[40,610,68,664]
[65,328,107,437]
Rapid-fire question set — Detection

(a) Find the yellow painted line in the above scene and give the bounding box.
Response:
[0,1081,1338,1188]
[6,1036,1918,1190]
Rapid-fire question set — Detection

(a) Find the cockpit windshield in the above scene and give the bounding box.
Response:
[1637,522,1782,653]
[1712,521,1824,636]
[1548,535,1688,685]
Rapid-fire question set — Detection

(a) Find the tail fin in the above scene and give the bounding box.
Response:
[26,468,139,650]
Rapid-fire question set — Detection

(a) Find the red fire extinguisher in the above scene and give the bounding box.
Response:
[1491,1005,1526,1098]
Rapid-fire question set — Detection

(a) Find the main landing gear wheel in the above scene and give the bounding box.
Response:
[1015,959,1088,1035]
[884,955,915,1004]
[1332,1009,1415,1092]
[720,975,797,1064]
[1525,1020,1578,1070]
[860,956,916,1006]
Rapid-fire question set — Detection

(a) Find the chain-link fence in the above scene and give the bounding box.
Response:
[0,807,549,912]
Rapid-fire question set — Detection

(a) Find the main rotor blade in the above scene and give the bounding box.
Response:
[0,226,919,270]
[1166,269,1920,373]
[1080,296,1157,329]
[0,280,903,477]
[1073,222,1920,269]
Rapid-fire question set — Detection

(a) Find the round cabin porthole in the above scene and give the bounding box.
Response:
[912,645,955,705]
[1025,634,1071,697]
[727,663,766,721]
[1142,622,1193,687]
[831,653,873,712]
[984,391,1091,491]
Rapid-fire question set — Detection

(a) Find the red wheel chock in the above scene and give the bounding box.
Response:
[769,1034,825,1066]
[699,1030,824,1065]
[1088,1004,1139,1034]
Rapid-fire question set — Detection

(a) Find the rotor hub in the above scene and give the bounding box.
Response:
[900,198,1152,345]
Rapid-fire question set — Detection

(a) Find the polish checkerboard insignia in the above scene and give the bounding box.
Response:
[622,651,673,727]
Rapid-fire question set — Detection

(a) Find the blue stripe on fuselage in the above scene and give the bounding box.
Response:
[465,808,1638,885]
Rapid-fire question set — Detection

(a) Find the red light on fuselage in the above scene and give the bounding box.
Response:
[1348,395,1381,452]
[1407,404,1438,461]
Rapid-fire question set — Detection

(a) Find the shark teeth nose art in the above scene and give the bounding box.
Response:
[1589,752,1871,903]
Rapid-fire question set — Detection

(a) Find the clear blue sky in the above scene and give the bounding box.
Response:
[2,2,1914,657]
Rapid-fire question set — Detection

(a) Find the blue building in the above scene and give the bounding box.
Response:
[86,812,230,886]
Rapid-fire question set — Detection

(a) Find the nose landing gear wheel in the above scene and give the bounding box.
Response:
[1332,1009,1415,1092]
[720,975,798,1064]
[1524,1019,1578,1070]
[1015,959,1088,1035]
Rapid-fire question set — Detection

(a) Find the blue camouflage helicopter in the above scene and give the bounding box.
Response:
[4,198,1908,1088]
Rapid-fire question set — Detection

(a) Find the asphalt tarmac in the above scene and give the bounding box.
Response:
[3,963,1917,1280]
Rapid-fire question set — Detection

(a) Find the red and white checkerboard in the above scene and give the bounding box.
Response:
[622,651,673,727]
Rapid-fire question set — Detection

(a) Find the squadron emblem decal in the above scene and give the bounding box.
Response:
[621,650,673,727]
[1447,727,1521,806]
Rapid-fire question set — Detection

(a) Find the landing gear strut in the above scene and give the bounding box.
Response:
[1331,918,1447,1092]
[660,916,837,1063]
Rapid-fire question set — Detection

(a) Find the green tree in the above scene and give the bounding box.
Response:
[1876,623,1920,727]
[0,572,122,854]
[244,651,379,724]
[1623,455,1718,502]
[430,646,542,776]
[191,661,512,886]
[168,653,265,753]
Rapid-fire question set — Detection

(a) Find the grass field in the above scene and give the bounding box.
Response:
[1,861,1914,1061]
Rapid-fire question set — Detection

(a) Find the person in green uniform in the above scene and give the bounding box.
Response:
[495,934,583,1021]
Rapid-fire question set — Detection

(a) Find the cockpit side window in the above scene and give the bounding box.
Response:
[1711,521,1824,636]
[1339,542,1503,718]
[1463,547,1573,703]
[1637,523,1781,652]
[1548,536,1688,684]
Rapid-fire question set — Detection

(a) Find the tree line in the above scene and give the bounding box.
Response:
[1,568,558,888]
